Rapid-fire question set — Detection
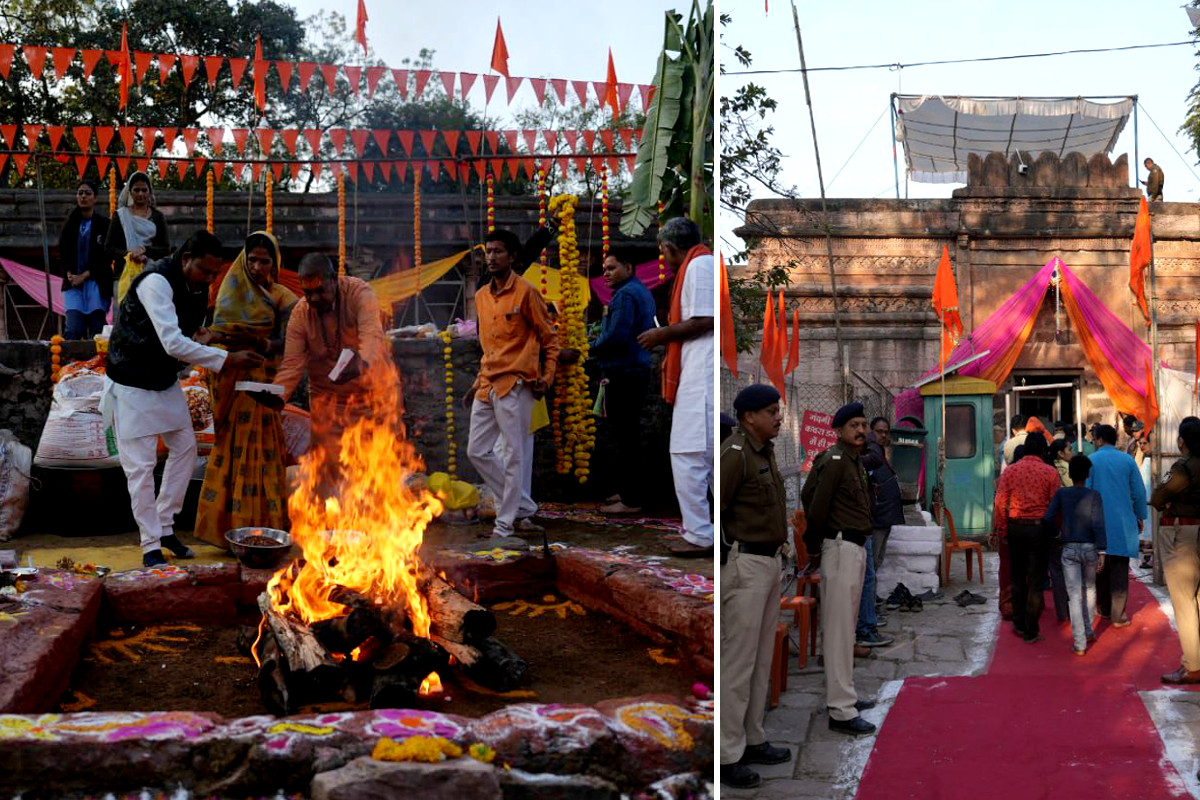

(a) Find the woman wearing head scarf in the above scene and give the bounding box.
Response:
[193,231,298,549]
[106,170,170,306]
[57,180,112,339]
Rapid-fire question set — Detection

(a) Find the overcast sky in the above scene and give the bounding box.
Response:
[287,0,685,121]
[721,0,1200,250]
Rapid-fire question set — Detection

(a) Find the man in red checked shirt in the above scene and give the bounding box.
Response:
[991,433,1063,643]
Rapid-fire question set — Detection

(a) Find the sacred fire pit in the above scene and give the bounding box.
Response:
[249,362,527,714]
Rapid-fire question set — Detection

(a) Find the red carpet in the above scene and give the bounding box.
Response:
[855,579,1193,800]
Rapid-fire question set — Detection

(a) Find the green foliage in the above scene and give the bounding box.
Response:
[619,0,713,240]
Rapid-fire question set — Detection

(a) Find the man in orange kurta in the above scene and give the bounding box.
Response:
[468,229,559,542]
[276,254,399,486]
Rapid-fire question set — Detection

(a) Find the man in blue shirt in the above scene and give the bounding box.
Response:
[1086,424,1148,627]
[592,250,656,514]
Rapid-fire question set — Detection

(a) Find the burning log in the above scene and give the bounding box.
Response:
[257,593,339,673]
[433,634,528,693]
[256,633,292,716]
[423,573,497,643]
[369,632,449,709]
[309,608,386,655]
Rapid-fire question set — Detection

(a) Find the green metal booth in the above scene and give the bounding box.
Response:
[920,376,997,537]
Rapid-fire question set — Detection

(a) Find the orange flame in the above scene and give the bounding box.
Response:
[419,671,443,695]
[266,360,443,639]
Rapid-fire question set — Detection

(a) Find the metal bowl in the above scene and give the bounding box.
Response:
[225,527,293,570]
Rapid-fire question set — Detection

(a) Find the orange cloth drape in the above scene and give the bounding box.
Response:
[662,243,712,405]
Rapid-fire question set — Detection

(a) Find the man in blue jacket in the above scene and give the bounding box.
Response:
[1086,424,1149,627]
[857,417,902,647]
[592,250,656,515]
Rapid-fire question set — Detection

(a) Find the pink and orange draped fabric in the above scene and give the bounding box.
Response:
[896,258,1157,423]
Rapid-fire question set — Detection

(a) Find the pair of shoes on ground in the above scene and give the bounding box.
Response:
[953,589,987,607]
[720,742,792,788]
[914,589,944,602]
[1012,625,1043,644]
[143,534,195,568]
[1163,666,1200,685]
[1110,617,1131,628]
[667,536,714,558]
[599,499,643,515]
[885,583,912,610]
[829,715,877,736]
[856,628,894,648]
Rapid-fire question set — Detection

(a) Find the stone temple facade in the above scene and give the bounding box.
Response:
[730,151,1200,474]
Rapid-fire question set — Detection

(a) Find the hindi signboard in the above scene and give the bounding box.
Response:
[800,409,836,472]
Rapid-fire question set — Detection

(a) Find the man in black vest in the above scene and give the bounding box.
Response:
[104,230,264,567]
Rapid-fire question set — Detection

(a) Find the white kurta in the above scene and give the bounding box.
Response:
[103,273,227,439]
[669,253,715,455]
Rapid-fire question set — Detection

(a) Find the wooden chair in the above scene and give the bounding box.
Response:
[778,510,819,671]
[935,503,984,585]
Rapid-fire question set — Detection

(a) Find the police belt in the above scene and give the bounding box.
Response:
[735,540,784,557]
[824,530,869,547]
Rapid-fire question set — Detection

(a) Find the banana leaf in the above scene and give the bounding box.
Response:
[619,52,685,236]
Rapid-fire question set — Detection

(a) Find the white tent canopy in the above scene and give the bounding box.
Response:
[894,94,1133,184]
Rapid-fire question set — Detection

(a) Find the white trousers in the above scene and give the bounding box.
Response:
[468,384,536,535]
[671,451,713,547]
[820,535,867,721]
[116,426,197,553]
[496,432,537,517]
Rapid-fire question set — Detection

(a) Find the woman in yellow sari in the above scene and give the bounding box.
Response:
[194,231,298,549]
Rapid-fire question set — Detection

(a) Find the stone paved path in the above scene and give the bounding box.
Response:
[725,552,1200,799]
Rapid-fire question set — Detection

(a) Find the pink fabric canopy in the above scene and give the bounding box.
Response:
[588,259,672,305]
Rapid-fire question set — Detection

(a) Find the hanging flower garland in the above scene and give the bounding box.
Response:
[440,329,457,479]
[486,172,495,233]
[657,200,666,284]
[205,168,215,233]
[548,193,593,483]
[264,177,273,235]
[413,177,422,279]
[49,334,63,383]
[337,171,347,276]
[108,166,117,217]
[601,164,610,260]
[536,167,549,297]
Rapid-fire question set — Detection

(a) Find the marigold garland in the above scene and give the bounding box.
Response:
[372,735,463,763]
[49,334,63,383]
[205,168,214,233]
[547,193,593,483]
[264,177,273,235]
[601,164,610,260]
[657,200,666,284]
[486,172,495,233]
[108,167,117,217]
[337,172,347,276]
[440,329,457,479]
[536,167,549,297]
[413,178,422,284]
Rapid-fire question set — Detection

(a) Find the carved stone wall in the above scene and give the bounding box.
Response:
[735,154,1199,426]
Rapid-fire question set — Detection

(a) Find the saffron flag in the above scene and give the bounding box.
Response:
[355,0,369,55]
[931,244,963,369]
[117,24,132,110]
[776,290,788,375]
[760,291,785,398]
[719,255,738,377]
[490,18,509,78]
[1144,356,1159,436]
[786,308,800,375]
[1130,195,1152,324]
[252,37,266,112]
[603,49,619,121]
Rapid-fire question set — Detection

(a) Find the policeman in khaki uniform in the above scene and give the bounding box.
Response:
[719,385,792,789]
[801,401,878,736]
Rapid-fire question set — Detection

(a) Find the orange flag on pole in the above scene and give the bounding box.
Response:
[1144,356,1159,436]
[355,0,369,56]
[603,49,619,121]
[931,244,963,369]
[252,37,266,112]
[776,290,788,374]
[760,291,785,397]
[719,255,738,377]
[785,308,800,375]
[1130,195,1152,324]
[490,18,509,77]
[117,23,132,110]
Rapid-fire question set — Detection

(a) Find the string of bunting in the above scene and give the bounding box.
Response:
[0,42,655,114]
[0,148,638,183]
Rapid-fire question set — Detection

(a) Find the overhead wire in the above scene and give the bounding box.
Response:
[1135,100,1200,188]
[724,40,1195,75]
[827,105,888,190]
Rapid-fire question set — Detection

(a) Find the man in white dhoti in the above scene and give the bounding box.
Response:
[104,231,264,567]
[637,217,714,558]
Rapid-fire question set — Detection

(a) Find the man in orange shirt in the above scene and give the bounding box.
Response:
[276,253,397,484]
[468,229,560,542]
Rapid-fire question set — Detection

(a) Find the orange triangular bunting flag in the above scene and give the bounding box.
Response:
[256,128,274,156]
[211,160,226,183]
[205,127,224,153]
[459,71,477,101]
[303,128,322,157]
[490,18,509,77]
[250,160,265,183]
[274,60,292,91]
[529,78,547,105]
[281,129,299,156]
[193,156,206,177]
[350,129,368,156]
[484,131,500,155]
[174,158,189,181]
[115,156,130,176]
[271,161,284,182]
[562,130,578,151]
[71,126,91,152]
[482,74,499,103]
[180,128,198,156]
[391,68,408,99]
[472,160,486,182]
[503,130,518,154]
[11,153,29,177]
[228,57,248,89]
[23,46,47,79]
[133,51,152,82]
[523,130,537,153]
[413,69,431,99]
[51,47,74,80]
[582,130,596,151]
[372,129,390,154]
[96,126,115,152]
[74,155,89,178]
[505,76,523,103]
[0,44,12,80]
[542,130,558,152]
[288,161,301,182]
[600,130,615,152]
[396,130,414,156]
[319,63,339,96]
[157,53,176,84]
[80,48,102,80]
[365,66,385,97]
[572,80,590,106]
[344,65,362,95]
[203,55,222,87]
[45,125,65,151]
[550,78,567,104]
[296,61,317,92]
[230,128,250,155]
[135,156,149,174]
[361,160,375,182]
[161,127,177,154]
[22,124,42,148]
[329,128,347,154]
[438,70,454,98]
[618,128,633,151]
[179,54,198,85]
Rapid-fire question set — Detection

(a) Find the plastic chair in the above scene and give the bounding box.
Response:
[769,621,788,708]
[935,503,984,585]
[778,510,819,671]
